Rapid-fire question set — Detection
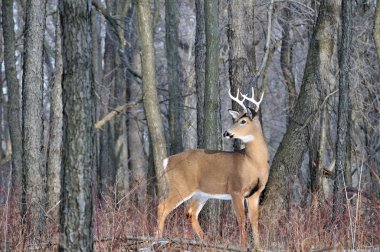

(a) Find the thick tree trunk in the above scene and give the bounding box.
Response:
[136,0,168,198]
[264,0,341,213]
[46,11,63,215]
[59,1,94,251]
[203,0,222,238]
[2,0,23,197]
[165,0,183,154]
[333,0,352,218]
[195,0,206,148]
[227,0,256,151]
[203,0,220,150]
[227,0,255,112]
[21,0,47,232]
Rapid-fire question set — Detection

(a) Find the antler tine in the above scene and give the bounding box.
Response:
[228,88,247,113]
[240,87,264,112]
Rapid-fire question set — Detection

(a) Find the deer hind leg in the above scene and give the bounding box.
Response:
[157,191,194,237]
[231,194,248,247]
[247,192,262,248]
[186,196,208,240]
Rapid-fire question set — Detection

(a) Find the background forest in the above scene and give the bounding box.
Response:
[0,0,379,251]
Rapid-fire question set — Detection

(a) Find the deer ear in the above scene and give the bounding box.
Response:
[248,107,258,119]
[228,109,240,120]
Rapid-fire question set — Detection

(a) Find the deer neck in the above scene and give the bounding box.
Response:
[243,130,268,165]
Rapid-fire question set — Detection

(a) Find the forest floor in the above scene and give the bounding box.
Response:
[0,189,379,251]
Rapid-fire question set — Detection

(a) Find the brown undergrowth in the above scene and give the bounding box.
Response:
[0,185,379,251]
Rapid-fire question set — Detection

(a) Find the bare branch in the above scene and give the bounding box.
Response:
[95,102,138,129]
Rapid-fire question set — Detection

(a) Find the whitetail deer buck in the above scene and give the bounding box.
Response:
[157,88,269,247]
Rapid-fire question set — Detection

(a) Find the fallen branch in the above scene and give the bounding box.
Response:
[96,235,258,252]
[95,102,137,129]
[29,235,263,251]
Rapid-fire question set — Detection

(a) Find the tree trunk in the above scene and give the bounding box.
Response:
[264,0,341,213]
[203,0,222,238]
[128,34,149,205]
[21,0,47,233]
[279,7,296,113]
[114,0,130,198]
[59,1,94,250]
[227,0,255,112]
[227,0,256,150]
[114,55,128,197]
[46,11,63,216]
[136,0,168,198]
[165,0,183,154]
[99,9,116,194]
[333,0,352,218]
[374,0,380,63]
[92,4,102,200]
[203,0,220,150]
[2,0,23,198]
[195,0,206,148]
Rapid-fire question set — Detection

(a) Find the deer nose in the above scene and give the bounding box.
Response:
[223,131,234,138]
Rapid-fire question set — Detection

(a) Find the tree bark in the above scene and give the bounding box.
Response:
[2,0,23,197]
[99,3,117,194]
[374,0,380,63]
[203,0,222,237]
[166,0,183,154]
[59,1,94,251]
[46,10,63,216]
[203,0,220,150]
[128,28,149,206]
[264,0,341,213]
[113,0,130,198]
[279,7,296,113]
[333,0,352,218]
[195,0,206,148]
[136,0,168,198]
[21,0,47,232]
[227,0,255,112]
[92,1,103,200]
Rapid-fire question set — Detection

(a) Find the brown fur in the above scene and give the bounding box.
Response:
[157,113,269,248]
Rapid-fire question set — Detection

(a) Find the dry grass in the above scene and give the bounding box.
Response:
[0,186,379,251]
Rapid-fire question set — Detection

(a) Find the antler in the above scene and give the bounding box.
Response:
[228,88,247,113]
[240,87,264,112]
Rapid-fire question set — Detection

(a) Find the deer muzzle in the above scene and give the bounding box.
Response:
[223,131,234,139]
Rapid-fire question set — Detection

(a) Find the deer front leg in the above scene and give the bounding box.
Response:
[247,192,261,248]
[231,194,248,247]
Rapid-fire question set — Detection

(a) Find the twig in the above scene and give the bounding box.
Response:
[353,157,364,249]
[343,168,354,248]
[95,102,138,129]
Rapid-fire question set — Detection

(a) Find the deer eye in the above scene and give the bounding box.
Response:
[240,119,247,125]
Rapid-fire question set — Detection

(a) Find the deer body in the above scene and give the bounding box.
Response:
[157,89,269,247]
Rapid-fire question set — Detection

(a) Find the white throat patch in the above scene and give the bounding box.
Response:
[239,135,255,143]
